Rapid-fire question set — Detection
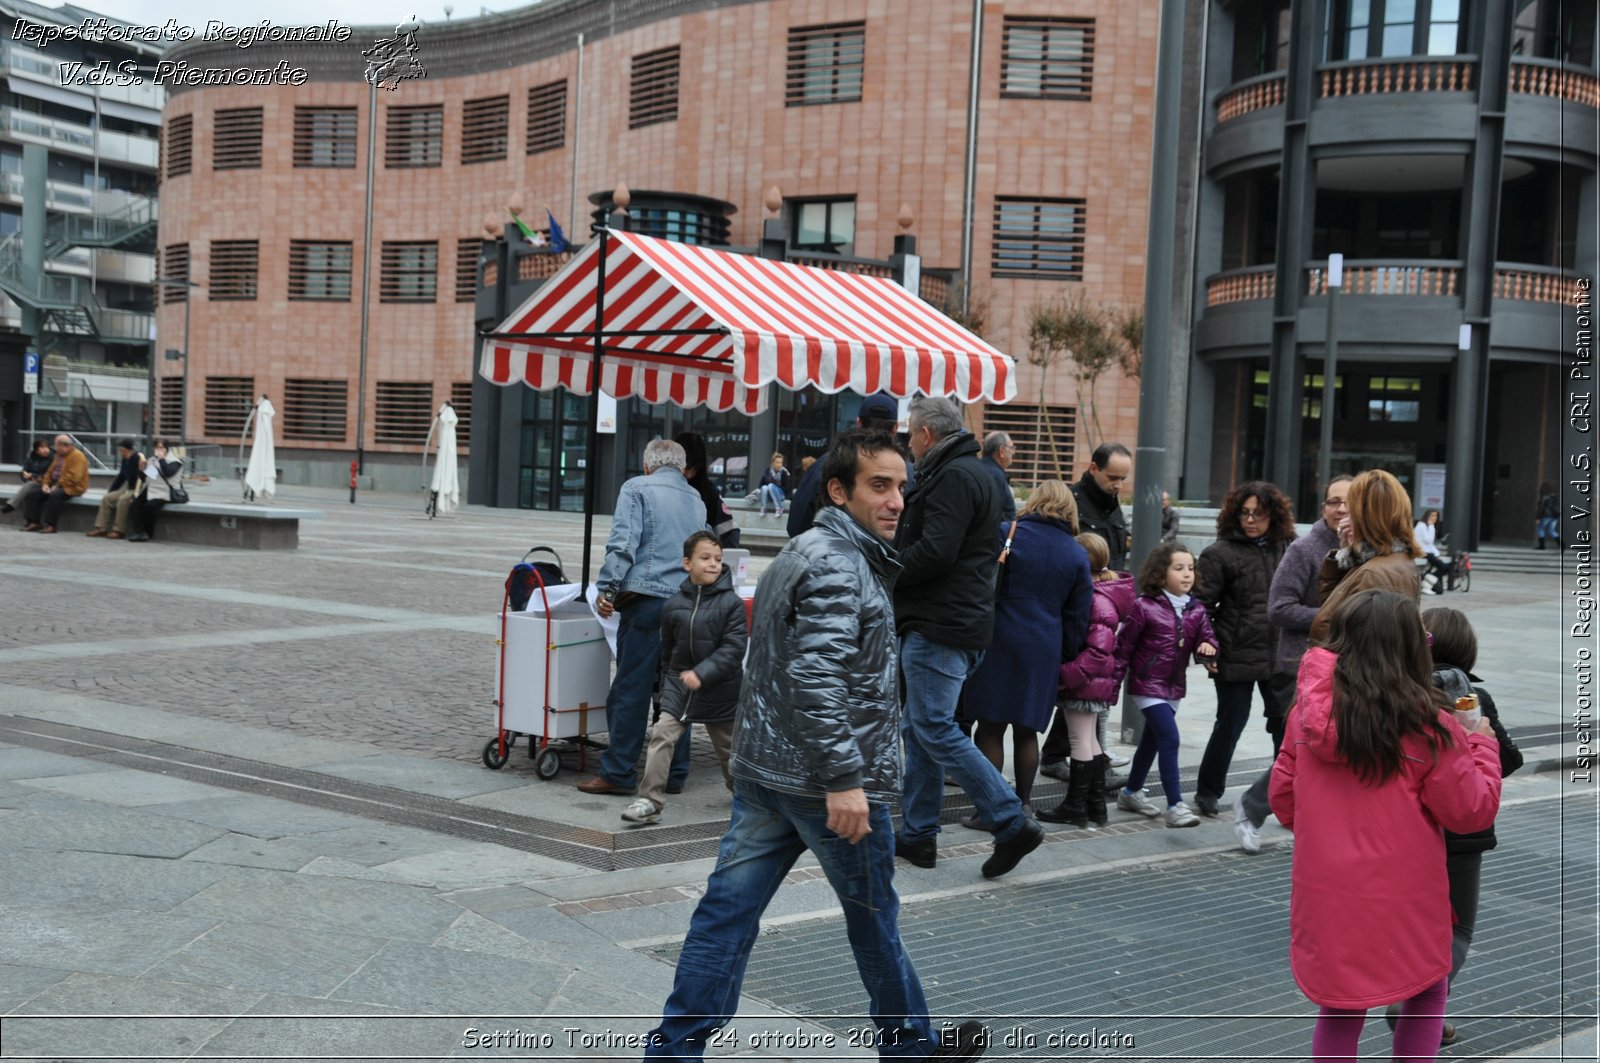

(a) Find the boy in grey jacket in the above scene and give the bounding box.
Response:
[623,532,748,825]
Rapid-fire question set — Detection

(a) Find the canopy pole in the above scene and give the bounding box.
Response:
[580,228,608,596]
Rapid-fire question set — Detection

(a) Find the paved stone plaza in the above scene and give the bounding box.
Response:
[0,483,1593,1061]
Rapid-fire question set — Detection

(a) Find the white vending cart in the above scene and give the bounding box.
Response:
[484,594,612,778]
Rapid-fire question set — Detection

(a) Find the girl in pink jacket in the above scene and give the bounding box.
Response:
[1038,531,1137,828]
[1270,589,1501,1061]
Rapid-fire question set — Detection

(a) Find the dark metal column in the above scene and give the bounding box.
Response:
[1124,0,1188,743]
[1447,0,1513,550]
[1262,0,1327,500]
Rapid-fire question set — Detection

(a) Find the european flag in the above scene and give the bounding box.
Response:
[546,210,569,253]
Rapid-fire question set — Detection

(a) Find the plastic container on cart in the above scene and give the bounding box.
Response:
[721,548,752,586]
[497,604,611,739]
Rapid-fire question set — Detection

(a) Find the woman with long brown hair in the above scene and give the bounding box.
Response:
[1270,589,1500,1061]
[1311,468,1421,643]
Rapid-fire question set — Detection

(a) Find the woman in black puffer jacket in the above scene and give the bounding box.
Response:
[1192,481,1296,816]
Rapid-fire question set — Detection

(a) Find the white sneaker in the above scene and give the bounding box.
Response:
[1108,752,1131,768]
[1116,788,1161,818]
[1164,801,1201,828]
[621,798,662,824]
[1234,800,1261,854]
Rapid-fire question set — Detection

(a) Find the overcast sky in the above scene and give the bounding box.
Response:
[52,0,525,32]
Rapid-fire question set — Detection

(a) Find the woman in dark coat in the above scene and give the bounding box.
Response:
[1192,480,1296,816]
[674,431,740,548]
[961,479,1093,814]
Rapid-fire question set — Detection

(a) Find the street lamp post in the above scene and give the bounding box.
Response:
[154,275,202,445]
[1317,253,1344,499]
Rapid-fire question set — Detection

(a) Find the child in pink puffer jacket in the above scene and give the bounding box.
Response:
[1039,532,1137,828]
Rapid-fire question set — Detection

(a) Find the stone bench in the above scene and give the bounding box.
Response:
[0,484,321,550]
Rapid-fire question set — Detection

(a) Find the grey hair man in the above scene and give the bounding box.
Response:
[579,438,709,797]
[979,431,1017,524]
[893,397,1043,879]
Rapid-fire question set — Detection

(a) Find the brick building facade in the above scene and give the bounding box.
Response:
[155,0,1160,496]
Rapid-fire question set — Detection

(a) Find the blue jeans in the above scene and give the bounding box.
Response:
[645,781,935,1060]
[1538,516,1559,540]
[599,595,690,788]
[898,632,1027,844]
[759,484,786,511]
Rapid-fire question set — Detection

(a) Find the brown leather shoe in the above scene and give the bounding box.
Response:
[87,528,108,537]
[40,526,57,534]
[107,531,125,540]
[22,522,41,531]
[575,775,634,796]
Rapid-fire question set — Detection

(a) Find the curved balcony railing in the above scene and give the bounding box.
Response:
[1319,56,1476,98]
[1206,265,1278,306]
[1207,260,1587,311]
[1509,58,1600,108]
[1307,260,1462,297]
[1216,71,1288,124]
[1494,264,1586,304]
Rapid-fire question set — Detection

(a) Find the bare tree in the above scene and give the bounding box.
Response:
[1024,295,1077,478]
[1114,306,1144,381]
[941,281,992,338]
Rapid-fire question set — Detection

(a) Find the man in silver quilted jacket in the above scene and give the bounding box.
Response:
[643,428,988,1063]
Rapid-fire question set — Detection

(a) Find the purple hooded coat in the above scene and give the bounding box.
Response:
[1113,592,1219,702]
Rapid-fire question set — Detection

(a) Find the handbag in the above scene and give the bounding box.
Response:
[160,469,189,504]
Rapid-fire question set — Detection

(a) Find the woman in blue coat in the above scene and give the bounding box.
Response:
[961,479,1093,815]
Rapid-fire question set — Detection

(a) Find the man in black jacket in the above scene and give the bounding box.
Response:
[87,439,142,539]
[1070,442,1132,572]
[893,397,1043,880]
[1042,441,1135,782]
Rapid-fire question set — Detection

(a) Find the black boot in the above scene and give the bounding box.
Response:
[1038,758,1090,827]
[1538,538,1546,550]
[1085,753,1111,826]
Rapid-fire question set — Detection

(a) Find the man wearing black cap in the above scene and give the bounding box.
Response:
[87,439,142,540]
[785,392,905,537]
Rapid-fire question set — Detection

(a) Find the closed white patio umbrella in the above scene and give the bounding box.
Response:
[427,402,460,516]
[242,396,276,502]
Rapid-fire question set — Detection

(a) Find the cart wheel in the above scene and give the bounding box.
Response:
[535,746,562,780]
[1458,568,1470,593]
[482,736,512,769]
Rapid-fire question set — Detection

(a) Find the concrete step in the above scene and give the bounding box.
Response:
[1471,544,1567,575]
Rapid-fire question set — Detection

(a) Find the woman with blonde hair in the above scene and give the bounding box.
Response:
[960,479,1093,819]
[1311,468,1421,643]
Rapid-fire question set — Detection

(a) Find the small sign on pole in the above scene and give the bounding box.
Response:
[22,351,38,395]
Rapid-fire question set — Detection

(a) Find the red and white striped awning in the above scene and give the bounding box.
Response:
[480,229,1016,414]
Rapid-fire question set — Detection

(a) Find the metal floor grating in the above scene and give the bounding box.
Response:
[644,798,1598,1059]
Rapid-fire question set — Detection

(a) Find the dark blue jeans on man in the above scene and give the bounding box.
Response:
[599,595,690,789]
[644,780,936,1060]
[898,632,1028,845]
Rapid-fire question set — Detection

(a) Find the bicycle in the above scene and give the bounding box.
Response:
[1422,536,1470,594]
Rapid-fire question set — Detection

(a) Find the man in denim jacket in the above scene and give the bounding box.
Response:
[579,439,710,796]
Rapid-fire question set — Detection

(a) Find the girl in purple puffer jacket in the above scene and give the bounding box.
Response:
[1113,541,1219,828]
[1039,532,1137,829]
